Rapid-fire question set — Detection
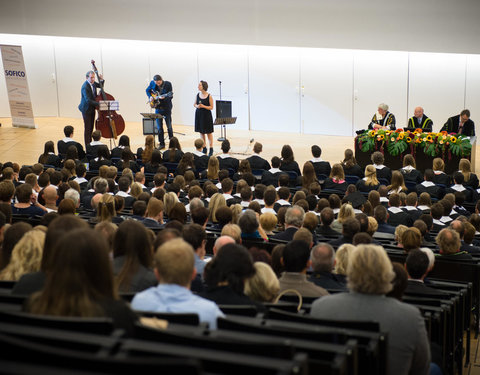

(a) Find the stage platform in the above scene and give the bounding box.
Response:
[1,117,479,175]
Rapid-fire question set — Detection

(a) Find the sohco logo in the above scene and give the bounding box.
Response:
[5,70,25,77]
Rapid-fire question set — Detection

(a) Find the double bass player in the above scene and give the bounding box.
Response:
[78,70,104,147]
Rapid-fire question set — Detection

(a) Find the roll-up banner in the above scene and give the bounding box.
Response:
[0,45,36,128]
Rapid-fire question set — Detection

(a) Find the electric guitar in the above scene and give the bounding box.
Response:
[149,91,173,108]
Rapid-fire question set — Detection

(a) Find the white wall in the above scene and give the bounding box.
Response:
[1,0,480,54]
[1,33,479,137]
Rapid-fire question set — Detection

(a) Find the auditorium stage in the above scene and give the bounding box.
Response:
[1,117,479,174]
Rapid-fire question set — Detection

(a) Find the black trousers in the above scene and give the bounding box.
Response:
[82,110,95,147]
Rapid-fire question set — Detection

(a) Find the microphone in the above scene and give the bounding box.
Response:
[250,138,254,144]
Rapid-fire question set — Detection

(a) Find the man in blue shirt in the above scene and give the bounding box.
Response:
[145,75,173,149]
[131,238,224,329]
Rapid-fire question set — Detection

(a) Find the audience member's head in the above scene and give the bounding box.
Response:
[282,240,311,273]
[244,262,279,303]
[310,243,335,273]
[436,228,461,255]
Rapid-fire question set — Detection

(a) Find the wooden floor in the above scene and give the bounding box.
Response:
[0,116,355,168]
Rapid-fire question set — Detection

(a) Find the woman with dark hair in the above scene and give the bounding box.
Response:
[194,80,214,156]
[38,141,61,167]
[116,147,140,173]
[341,149,364,178]
[168,202,187,224]
[113,220,156,293]
[400,154,423,184]
[176,152,197,177]
[279,145,301,176]
[25,228,138,334]
[111,135,132,159]
[297,161,318,189]
[89,145,112,171]
[142,149,163,174]
[232,159,252,182]
[163,137,184,163]
[201,243,260,308]
[62,145,82,167]
[12,216,88,295]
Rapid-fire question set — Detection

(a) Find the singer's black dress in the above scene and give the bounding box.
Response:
[195,93,214,134]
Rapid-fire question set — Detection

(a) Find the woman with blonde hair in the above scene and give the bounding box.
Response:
[334,243,355,284]
[129,182,143,199]
[244,262,280,303]
[387,171,407,195]
[432,157,451,186]
[200,156,219,180]
[324,163,348,193]
[207,193,226,223]
[459,158,479,189]
[311,245,430,375]
[97,194,116,223]
[163,191,179,217]
[230,204,243,225]
[400,154,422,184]
[0,229,45,281]
[394,225,408,248]
[259,213,278,235]
[331,203,355,233]
[356,165,380,192]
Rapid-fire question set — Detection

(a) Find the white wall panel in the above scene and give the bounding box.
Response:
[0,34,57,117]
[300,48,353,137]
[248,46,300,133]
[465,55,480,136]
[100,39,150,123]
[408,52,466,132]
[54,37,102,118]
[198,44,249,131]
[149,42,198,127]
[353,51,409,131]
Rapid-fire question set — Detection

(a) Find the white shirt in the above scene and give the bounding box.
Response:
[261,207,276,214]
[269,168,281,174]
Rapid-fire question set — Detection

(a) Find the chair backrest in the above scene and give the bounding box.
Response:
[136,311,200,326]
[0,310,115,335]
[218,305,259,317]
[344,175,359,185]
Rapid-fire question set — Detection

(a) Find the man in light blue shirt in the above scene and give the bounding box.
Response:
[131,238,224,329]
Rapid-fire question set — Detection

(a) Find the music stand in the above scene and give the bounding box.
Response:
[140,113,164,148]
[214,117,237,142]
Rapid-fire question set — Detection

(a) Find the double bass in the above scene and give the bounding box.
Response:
[91,60,125,139]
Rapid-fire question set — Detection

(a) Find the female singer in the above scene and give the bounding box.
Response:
[194,81,214,156]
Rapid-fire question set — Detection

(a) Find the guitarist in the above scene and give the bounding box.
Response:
[146,75,173,149]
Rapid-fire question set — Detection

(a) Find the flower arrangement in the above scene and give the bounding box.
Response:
[356,128,472,158]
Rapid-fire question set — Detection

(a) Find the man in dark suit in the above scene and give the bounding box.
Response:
[316,207,341,237]
[374,205,396,234]
[271,205,304,242]
[78,70,104,147]
[404,250,448,296]
[406,107,433,132]
[329,218,360,247]
[309,243,347,291]
[445,172,472,202]
[441,109,475,136]
[310,145,331,178]
[146,74,174,148]
[247,142,270,171]
[57,125,86,160]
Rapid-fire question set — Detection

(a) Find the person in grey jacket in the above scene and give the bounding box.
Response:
[310,244,430,375]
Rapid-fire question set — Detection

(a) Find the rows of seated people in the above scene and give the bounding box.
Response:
[1,132,479,374]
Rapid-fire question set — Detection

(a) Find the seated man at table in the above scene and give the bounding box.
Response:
[441,109,475,136]
[368,103,396,131]
[406,107,433,132]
